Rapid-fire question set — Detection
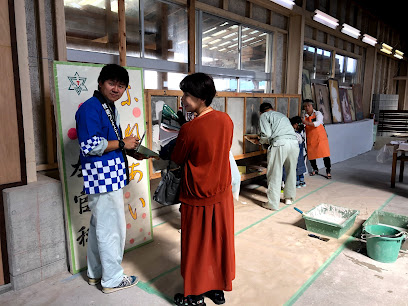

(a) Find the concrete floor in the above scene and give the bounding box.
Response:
[1,149,407,305]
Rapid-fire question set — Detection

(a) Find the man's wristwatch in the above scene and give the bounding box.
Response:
[118,140,125,150]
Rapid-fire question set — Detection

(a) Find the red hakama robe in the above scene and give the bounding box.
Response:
[171,110,235,296]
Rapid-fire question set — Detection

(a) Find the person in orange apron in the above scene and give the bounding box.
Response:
[301,99,332,179]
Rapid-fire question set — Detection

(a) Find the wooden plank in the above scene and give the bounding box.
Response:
[187,0,195,74]
[144,91,154,180]
[54,0,67,61]
[38,0,55,167]
[240,170,267,181]
[234,150,267,160]
[36,163,58,171]
[118,0,126,66]
[222,0,229,10]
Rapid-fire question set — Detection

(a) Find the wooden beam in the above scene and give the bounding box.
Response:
[187,0,195,74]
[223,0,229,10]
[54,0,67,61]
[38,0,55,166]
[118,0,126,66]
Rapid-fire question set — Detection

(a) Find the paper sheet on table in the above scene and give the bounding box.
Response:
[398,143,408,151]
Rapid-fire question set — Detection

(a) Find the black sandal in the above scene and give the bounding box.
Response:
[174,293,206,306]
[205,290,225,305]
[326,173,332,179]
[310,170,318,176]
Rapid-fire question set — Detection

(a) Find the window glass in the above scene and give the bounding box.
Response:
[144,0,188,63]
[303,45,332,81]
[202,14,239,69]
[212,76,238,92]
[335,54,345,81]
[303,45,315,78]
[144,70,187,90]
[241,27,269,73]
[239,79,267,93]
[345,57,358,83]
[315,48,331,80]
[335,54,358,83]
[65,0,141,55]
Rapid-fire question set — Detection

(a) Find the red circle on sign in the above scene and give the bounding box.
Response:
[133,107,141,118]
[67,128,77,140]
[130,238,134,244]
[127,223,131,229]
[125,192,131,199]
[142,213,147,219]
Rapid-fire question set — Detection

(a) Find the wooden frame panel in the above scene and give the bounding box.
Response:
[145,89,301,179]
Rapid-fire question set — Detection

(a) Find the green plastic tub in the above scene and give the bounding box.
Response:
[363,224,405,263]
[362,210,408,262]
[362,210,408,232]
[303,203,360,239]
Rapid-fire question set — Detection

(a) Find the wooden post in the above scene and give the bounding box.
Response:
[187,0,196,74]
[54,0,67,61]
[38,0,55,166]
[118,0,126,66]
[286,15,304,94]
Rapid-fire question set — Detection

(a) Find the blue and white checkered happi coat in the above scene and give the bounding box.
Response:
[75,95,127,195]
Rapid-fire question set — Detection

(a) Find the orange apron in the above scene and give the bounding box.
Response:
[305,113,330,160]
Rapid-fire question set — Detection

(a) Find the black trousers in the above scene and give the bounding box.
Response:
[310,157,331,173]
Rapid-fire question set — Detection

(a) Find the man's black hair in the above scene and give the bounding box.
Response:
[290,116,302,125]
[97,64,129,87]
[260,102,273,113]
[179,73,216,106]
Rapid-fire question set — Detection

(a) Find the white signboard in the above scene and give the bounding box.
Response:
[53,61,153,273]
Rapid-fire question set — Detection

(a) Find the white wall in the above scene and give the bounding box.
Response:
[312,119,374,170]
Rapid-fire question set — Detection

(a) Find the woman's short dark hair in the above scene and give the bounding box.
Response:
[98,64,129,87]
[260,102,273,113]
[179,73,216,106]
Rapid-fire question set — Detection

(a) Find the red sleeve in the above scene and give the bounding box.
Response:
[171,124,190,165]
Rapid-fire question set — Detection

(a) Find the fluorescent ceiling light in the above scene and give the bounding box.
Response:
[223,33,236,39]
[219,41,230,47]
[203,27,217,34]
[341,24,360,39]
[313,10,339,29]
[242,37,256,43]
[394,50,404,59]
[380,43,393,54]
[270,0,294,10]
[250,39,264,45]
[212,30,227,36]
[362,34,377,46]
[208,39,221,45]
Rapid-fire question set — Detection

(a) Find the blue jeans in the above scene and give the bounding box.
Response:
[296,174,304,185]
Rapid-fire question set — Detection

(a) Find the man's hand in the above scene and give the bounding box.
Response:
[123,136,139,150]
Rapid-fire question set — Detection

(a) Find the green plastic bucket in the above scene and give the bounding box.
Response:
[364,225,405,263]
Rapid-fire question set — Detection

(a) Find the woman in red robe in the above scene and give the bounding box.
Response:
[171,73,235,306]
